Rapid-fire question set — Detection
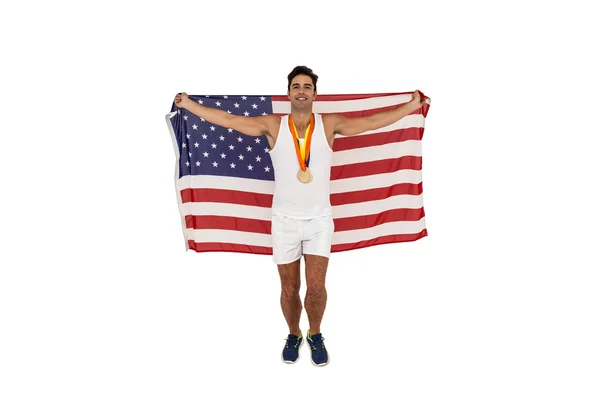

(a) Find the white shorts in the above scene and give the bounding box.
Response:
[271,214,335,265]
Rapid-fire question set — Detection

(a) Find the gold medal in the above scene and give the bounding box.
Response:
[297,168,312,183]
[289,114,315,183]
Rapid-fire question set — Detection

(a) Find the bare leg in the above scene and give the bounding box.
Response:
[304,254,329,334]
[277,259,302,336]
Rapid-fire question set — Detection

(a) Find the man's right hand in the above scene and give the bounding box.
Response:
[174,92,189,108]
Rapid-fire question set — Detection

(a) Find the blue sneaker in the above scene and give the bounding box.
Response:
[307,330,329,366]
[281,333,303,363]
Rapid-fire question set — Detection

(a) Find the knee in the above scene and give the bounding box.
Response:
[281,280,301,296]
[306,280,326,295]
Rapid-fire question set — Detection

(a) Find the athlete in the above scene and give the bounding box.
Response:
[173,66,425,366]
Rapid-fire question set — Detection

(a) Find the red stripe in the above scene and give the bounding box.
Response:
[187,229,427,255]
[332,127,423,152]
[330,229,427,252]
[331,155,422,180]
[184,208,423,235]
[330,183,422,206]
[188,240,272,255]
[182,182,421,209]
[186,215,271,233]
[181,188,273,207]
[333,208,425,232]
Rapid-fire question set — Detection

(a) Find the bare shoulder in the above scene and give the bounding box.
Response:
[257,114,282,137]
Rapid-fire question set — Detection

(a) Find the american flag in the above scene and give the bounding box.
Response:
[165,92,431,255]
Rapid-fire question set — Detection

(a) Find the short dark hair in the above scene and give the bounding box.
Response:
[287,66,318,92]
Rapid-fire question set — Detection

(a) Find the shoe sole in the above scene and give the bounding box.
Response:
[310,356,329,367]
[281,339,304,364]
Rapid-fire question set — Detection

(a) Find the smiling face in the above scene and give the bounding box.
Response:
[288,74,317,111]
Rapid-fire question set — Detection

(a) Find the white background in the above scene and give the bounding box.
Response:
[1,0,599,399]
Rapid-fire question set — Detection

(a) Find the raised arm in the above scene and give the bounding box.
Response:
[174,92,277,137]
[329,90,427,137]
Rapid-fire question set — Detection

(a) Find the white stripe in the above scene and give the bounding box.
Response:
[332,114,424,137]
[332,140,421,167]
[180,193,423,221]
[176,174,274,194]
[184,217,426,248]
[185,228,272,247]
[331,218,427,245]
[177,168,422,197]
[330,169,422,193]
[332,194,423,219]
[272,94,416,114]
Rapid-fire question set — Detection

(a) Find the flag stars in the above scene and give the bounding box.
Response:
[184,115,188,120]
[189,152,192,157]
[230,163,236,168]
[212,161,218,167]
[261,112,267,116]
[215,101,221,107]
[194,142,200,148]
[228,128,233,133]
[185,161,190,166]
[242,96,247,100]
[264,147,270,153]
[202,134,208,139]
[234,103,240,108]
[254,137,261,143]
[210,126,216,131]
[186,133,191,139]
[203,152,209,157]
[220,153,226,159]
[223,95,228,99]
[219,135,225,141]
[229,145,235,150]
[264,166,271,172]
[192,124,198,130]
[237,137,243,142]
[255,155,262,162]
[238,154,244,160]
[243,111,250,117]
[246,146,252,152]
[260,96,266,101]
[211,143,217,149]
[198,99,203,104]
[252,103,258,109]
[247,165,254,170]
[182,143,187,148]
[196,161,201,166]
[200,118,205,122]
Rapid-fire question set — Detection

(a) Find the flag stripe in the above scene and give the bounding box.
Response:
[272,94,416,113]
[332,127,423,151]
[176,168,424,195]
[331,156,421,180]
[330,230,427,252]
[181,183,423,211]
[183,218,426,248]
[188,241,273,255]
[187,229,428,255]
[180,193,424,221]
[332,140,421,167]
[185,207,424,233]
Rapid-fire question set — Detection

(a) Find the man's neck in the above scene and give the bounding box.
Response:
[291,110,313,133]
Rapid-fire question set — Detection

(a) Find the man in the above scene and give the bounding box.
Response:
[173,66,425,366]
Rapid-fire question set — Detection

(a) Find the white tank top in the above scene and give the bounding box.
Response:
[269,113,333,219]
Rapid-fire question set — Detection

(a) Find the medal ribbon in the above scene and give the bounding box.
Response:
[288,114,315,171]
